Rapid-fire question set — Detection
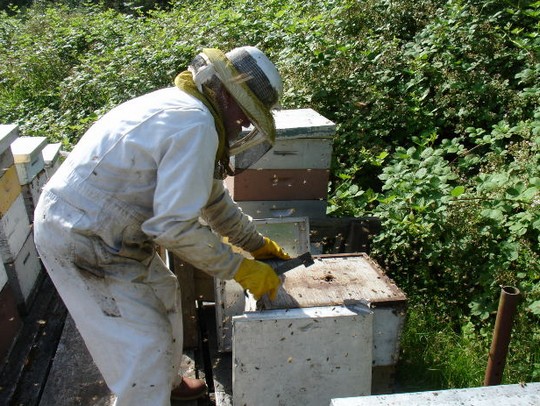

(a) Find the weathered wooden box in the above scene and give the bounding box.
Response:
[227,108,335,207]
[0,194,31,262]
[215,217,310,352]
[231,254,407,401]
[3,230,43,312]
[10,136,47,185]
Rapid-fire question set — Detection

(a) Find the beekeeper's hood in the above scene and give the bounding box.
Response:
[188,47,283,170]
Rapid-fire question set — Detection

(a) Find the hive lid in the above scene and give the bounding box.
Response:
[259,253,407,309]
[42,143,62,165]
[10,136,47,163]
[0,124,19,155]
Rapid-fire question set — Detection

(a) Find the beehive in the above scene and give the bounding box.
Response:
[232,254,407,403]
[226,108,335,219]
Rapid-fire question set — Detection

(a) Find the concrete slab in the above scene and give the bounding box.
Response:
[330,383,540,406]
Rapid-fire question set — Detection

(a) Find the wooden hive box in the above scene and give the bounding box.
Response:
[232,254,407,403]
[10,136,47,185]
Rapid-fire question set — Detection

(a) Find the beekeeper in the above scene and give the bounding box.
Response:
[34,46,290,405]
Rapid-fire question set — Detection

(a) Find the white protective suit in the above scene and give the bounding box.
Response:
[33,86,264,406]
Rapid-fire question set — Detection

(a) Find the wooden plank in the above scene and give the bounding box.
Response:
[170,253,199,349]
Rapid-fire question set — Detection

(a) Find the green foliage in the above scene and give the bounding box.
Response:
[0,0,539,390]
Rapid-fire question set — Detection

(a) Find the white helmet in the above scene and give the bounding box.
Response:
[188,46,283,169]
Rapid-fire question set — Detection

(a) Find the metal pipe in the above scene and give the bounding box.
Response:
[484,286,521,386]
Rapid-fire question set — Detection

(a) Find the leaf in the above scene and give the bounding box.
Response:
[451,186,465,197]
[481,208,505,222]
[529,300,540,315]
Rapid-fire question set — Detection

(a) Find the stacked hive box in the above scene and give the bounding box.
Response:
[0,125,24,361]
[225,108,335,219]
[11,136,48,223]
[1,132,45,314]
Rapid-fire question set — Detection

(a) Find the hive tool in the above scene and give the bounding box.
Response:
[263,252,315,275]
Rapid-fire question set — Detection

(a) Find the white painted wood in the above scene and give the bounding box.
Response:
[236,199,327,219]
[0,194,31,262]
[372,306,406,366]
[10,136,47,184]
[215,217,310,352]
[0,259,7,291]
[232,304,373,406]
[330,382,540,406]
[3,230,42,305]
[0,124,18,155]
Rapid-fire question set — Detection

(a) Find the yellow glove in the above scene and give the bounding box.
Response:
[234,258,281,300]
[250,237,291,260]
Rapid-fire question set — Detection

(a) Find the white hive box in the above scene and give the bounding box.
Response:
[0,194,31,262]
[10,136,47,185]
[4,231,42,311]
[42,142,62,178]
[233,304,373,406]
[215,217,310,352]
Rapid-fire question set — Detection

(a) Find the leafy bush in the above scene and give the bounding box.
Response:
[0,0,538,389]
